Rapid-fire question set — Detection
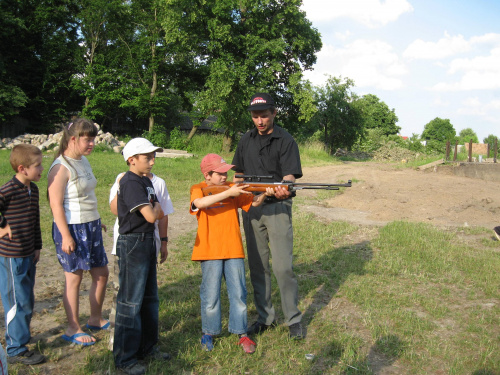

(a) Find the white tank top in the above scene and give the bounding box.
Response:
[49,155,100,224]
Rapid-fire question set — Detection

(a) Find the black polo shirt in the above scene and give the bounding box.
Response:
[117,171,158,234]
[232,125,302,182]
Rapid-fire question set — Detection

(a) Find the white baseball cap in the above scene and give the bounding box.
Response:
[122,137,163,161]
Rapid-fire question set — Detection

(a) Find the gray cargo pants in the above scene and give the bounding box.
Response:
[242,199,302,326]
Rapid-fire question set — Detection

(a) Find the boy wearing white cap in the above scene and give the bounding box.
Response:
[113,138,168,375]
[190,153,274,354]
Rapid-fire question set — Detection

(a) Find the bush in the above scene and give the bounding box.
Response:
[168,127,189,150]
[142,124,168,148]
[405,134,426,153]
[353,128,405,154]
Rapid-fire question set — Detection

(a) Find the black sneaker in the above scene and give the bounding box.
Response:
[494,226,500,241]
[289,322,305,340]
[7,350,45,365]
[117,362,146,375]
[247,321,276,336]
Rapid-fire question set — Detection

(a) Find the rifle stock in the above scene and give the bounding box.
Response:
[201,180,352,196]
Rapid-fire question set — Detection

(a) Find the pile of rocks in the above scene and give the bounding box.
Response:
[0,125,125,153]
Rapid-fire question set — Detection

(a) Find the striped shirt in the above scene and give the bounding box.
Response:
[0,176,42,257]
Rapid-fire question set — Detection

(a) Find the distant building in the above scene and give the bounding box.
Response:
[177,115,224,133]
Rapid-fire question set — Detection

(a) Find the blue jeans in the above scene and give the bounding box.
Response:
[0,256,36,356]
[200,258,247,335]
[113,232,158,368]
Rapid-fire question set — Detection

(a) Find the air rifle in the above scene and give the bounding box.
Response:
[201,174,352,196]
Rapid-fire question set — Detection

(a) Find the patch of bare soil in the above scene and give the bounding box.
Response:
[2,162,499,374]
[301,162,500,229]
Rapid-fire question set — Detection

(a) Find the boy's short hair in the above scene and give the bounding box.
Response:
[10,144,42,172]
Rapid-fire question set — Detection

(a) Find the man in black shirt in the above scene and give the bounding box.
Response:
[232,93,304,339]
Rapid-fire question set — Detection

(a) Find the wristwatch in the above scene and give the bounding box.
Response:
[160,236,169,243]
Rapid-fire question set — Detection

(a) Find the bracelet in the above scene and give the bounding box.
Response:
[160,236,169,243]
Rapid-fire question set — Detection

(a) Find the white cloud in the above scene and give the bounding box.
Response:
[470,33,500,45]
[305,39,407,90]
[433,97,450,107]
[301,0,413,27]
[448,47,500,74]
[458,97,500,119]
[404,32,500,61]
[403,32,471,60]
[334,31,352,41]
[432,48,500,91]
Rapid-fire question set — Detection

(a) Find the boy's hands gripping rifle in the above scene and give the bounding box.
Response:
[201,175,352,196]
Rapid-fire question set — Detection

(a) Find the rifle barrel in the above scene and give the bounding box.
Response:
[293,180,352,188]
[295,186,340,190]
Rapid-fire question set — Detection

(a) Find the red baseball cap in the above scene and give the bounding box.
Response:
[200,153,234,174]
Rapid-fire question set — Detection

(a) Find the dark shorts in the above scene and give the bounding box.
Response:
[53,219,108,273]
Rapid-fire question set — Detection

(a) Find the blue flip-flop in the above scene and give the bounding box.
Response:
[86,320,110,331]
[61,332,96,346]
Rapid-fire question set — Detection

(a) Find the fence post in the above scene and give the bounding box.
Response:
[468,139,473,162]
[453,141,458,161]
[445,141,450,161]
[495,138,498,163]
[487,143,490,159]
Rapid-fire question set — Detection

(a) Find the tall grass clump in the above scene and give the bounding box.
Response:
[187,132,226,156]
[299,140,341,166]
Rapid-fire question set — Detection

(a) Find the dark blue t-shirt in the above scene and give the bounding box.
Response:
[117,171,158,234]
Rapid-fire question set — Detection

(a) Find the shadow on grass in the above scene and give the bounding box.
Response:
[298,240,372,328]
[293,225,406,374]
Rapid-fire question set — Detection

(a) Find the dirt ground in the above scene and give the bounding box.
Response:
[2,161,499,374]
[300,161,500,228]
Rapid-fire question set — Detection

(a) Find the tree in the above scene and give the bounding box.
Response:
[74,0,123,109]
[458,128,478,144]
[311,76,364,153]
[483,134,498,148]
[75,0,187,133]
[164,0,322,151]
[0,0,82,132]
[421,117,456,153]
[355,94,400,136]
[0,3,28,123]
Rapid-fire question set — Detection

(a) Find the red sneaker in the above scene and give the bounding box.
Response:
[238,336,256,354]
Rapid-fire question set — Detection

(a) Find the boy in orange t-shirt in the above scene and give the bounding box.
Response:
[190,154,273,354]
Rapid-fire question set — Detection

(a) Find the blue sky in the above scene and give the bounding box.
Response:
[300,0,500,142]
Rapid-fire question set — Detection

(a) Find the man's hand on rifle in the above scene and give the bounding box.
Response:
[275,175,295,200]
[274,185,291,200]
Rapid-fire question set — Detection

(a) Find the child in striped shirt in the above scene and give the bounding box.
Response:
[0,144,45,366]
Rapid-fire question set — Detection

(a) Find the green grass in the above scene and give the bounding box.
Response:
[299,141,345,167]
[0,145,498,374]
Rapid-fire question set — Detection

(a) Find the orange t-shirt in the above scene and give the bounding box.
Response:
[190,181,253,261]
